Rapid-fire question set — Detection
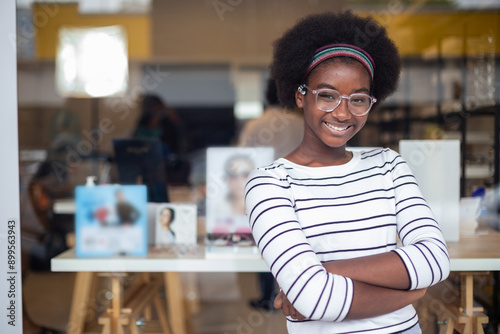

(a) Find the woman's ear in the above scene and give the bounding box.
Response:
[295,87,304,108]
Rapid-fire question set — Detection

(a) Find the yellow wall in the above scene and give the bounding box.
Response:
[152,1,500,62]
[34,3,150,60]
[34,2,499,62]
[377,11,500,57]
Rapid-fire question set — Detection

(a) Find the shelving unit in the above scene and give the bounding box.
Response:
[455,108,498,197]
[365,54,500,332]
[367,56,499,199]
[367,107,498,195]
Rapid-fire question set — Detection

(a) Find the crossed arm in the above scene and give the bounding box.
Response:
[275,251,426,320]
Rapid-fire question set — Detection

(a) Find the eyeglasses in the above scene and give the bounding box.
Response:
[299,84,377,116]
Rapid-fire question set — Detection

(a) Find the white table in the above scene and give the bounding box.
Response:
[448,231,500,271]
[52,230,500,334]
[51,248,268,273]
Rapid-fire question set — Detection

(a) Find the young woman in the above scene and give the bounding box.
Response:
[245,11,450,334]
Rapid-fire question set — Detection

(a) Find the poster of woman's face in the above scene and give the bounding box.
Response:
[155,203,197,247]
[205,147,274,246]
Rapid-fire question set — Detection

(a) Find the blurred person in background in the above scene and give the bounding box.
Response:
[239,78,304,311]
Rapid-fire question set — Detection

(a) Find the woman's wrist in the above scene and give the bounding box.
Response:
[322,252,410,290]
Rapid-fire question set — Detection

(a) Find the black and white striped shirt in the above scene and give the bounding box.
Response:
[245,148,450,334]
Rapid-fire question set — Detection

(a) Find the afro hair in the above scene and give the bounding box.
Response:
[270,10,401,110]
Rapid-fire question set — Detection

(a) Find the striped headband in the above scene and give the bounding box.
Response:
[304,44,375,80]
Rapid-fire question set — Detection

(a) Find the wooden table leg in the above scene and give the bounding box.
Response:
[66,272,94,334]
[110,275,122,334]
[459,272,489,334]
[439,317,456,334]
[164,272,187,334]
[184,273,200,315]
[461,273,474,318]
[474,313,489,334]
[143,273,153,321]
[154,294,172,334]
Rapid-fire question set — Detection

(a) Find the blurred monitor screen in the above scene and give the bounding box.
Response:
[113,138,169,203]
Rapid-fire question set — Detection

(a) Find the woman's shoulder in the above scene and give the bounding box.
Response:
[356,147,401,164]
[247,159,302,185]
[248,159,290,178]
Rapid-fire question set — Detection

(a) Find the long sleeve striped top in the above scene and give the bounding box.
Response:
[245,148,450,334]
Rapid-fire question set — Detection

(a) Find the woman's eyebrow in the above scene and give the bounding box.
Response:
[316,82,370,93]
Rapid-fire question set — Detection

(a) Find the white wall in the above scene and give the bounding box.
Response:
[142,65,235,107]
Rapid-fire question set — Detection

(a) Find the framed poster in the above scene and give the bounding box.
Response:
[154,203,197,246]
[206,147,274,247]
[75,184,148,257]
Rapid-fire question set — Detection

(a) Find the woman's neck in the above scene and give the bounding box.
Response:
[285,143,353,167]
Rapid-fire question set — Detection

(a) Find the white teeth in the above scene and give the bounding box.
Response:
[325,122,349,131]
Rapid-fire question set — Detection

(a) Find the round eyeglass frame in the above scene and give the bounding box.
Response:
[299,84,377,116]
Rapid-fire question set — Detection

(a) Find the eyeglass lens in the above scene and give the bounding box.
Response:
[316,90,372,115]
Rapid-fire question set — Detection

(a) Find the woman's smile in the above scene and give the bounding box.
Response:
[323,120,352,133]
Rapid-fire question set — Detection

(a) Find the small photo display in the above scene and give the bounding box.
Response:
[206,147,274,247]
[155,203,197,247]
[75,184,148,257]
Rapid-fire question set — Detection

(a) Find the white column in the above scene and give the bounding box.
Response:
[0,2,23,333]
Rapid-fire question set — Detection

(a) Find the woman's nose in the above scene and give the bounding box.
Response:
[331,98,351,120]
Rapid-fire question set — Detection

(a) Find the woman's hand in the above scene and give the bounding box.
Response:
[274,290,306,321]
[414,287,428,301]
